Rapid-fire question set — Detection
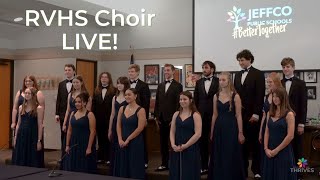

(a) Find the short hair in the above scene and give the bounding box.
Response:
[236,49,254,63]
[64,64,76,71]
[202,61,216,72]
[128,64,140,72]
[164,64,175,71]
[281,57,295,68]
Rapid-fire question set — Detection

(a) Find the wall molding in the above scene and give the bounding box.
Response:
[0,46,192,61]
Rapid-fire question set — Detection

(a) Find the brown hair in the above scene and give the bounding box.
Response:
[267,72,283,94]
[71,75,88,94]
[218,72,236,111]
[22,75,39,91]
[179,91,198,114]
[128,64,140,72]
[116,76,130,96]
[281,57,295,68]
[21,87,39,117]
[76,92,90,105]
[64,64,76,71]
[269,87,294,118]
[95,72,115,96]
[164,64,175,71]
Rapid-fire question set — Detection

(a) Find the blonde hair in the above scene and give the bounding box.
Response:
[267,72,283,94]
[218,72,236,111]
[128,64,140,72]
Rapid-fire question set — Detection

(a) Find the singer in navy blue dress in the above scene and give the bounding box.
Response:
[108,76,130,175]
[169,91,202,180]
[259,72,282,175]
[64,92,97,173]
[12,87,44,168]
[208,72,245,180]
[114,88,146,179]
[263,87,296,180]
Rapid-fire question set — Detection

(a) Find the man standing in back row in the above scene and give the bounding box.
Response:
[194,61,219,174]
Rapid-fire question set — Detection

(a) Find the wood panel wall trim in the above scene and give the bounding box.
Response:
[1,46,192,61]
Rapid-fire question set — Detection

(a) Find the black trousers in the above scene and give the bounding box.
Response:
[59,115,66,170]
[292,132,303,178]
[200,112,211,170]
[243,120,261,176]
[159,121,170,167]
[96,120,110,162]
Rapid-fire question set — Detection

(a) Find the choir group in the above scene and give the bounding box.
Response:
[10,49,307,180]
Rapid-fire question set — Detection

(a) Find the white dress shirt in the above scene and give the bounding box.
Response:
[165,79,173,92]
[204,76,213,94]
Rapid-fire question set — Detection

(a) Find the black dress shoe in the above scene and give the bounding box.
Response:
[97,160,104,164]
[200,169,208,175]
[254,174,261,179]
[155,166,169,171]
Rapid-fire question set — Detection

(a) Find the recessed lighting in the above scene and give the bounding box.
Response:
[14,17,23,22]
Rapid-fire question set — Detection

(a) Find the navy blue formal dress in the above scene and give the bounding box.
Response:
[261,94,271,174]
[61,95,77,169]
[64,111,97,173]
[207,93,245,180]
[169,112,201,180]
[262,112,297,180]
[110,97,128,175]
[12,111,44,168]
[114,106,145,179]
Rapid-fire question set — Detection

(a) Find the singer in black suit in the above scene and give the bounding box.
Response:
[281,57,307,179]
[92,72,115,164]
[55,64,75,169]
[234,49,265,179]
[194,61,219,174]
[154,64,183,171]
[128,64,151,168]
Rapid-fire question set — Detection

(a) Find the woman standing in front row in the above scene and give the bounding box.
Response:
[263,87,296,180]
[108,76,130,175]
[169,91,202,180]
[114,88,146,179]
[65,92,97,173]
[207,72,245,180]
[12,87,44,168]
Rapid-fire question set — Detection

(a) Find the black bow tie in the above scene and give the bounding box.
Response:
[204,77,211,81]
[130,80,138,84]
[241,68,249,74]
[285,77,293,82]
[102,86,108,89]
[165,80,173,84]
[66,79,73,83]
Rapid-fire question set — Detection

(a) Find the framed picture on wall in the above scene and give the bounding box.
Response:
[185,64,202,88]
[161,66,183,83]
[307,86,317,100]
[304,71,317,83]
[144,64,159,85]
[294,71,302,80]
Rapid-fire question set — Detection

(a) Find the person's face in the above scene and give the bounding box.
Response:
[238,57,251,69]
[24,88,32,100]
[266,77,275,92]
[64,67,75,79]
[125,89,137,103]
[202,64,214,77]
[164,66,174,80]
[24,77,34,88]
[128,68,139,80]
[219,75,229,88]
[100,74,109,86]
[117,82,125,91]
[282,64,294,77]
[72,79,82,90]
[272,93,281,106]
[75,97,86,110]
[179,94,191,108]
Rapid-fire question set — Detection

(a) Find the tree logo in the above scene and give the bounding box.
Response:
[227,6,246,29]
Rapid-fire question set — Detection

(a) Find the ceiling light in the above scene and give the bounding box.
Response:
[14,17,23,22]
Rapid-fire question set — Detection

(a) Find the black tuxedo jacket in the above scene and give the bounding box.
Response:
[154,80,183,122]
[135,79,151,119]
[234,67,265,120]
[92,90,115,126]
[194,76,219,117]
[281,77,307,126]
[56,80,71,117]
